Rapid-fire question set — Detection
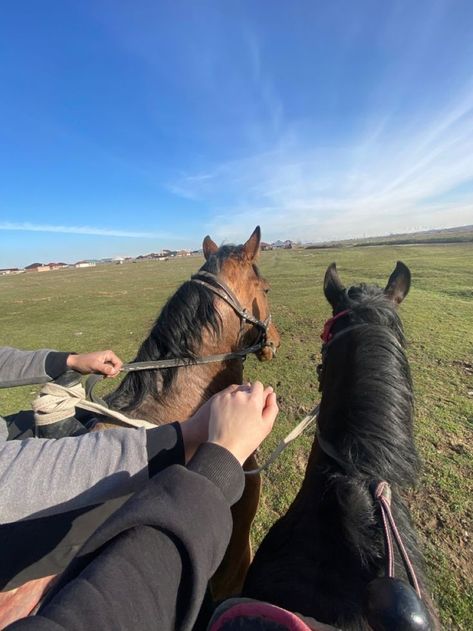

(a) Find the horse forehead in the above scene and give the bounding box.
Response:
[346,283,383,300]
[221,258,253,289]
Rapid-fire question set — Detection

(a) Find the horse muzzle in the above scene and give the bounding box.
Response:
[257,340,279,362]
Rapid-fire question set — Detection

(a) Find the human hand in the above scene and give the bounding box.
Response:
[66,350,123,377]
[179,396,214,463]
[208,381,278,465]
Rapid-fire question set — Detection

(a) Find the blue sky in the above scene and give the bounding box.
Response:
[1,0,473,267]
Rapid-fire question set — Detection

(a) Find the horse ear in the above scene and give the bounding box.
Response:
[202,235,219,260]
[324,263,344,309]
[384,261,411,304]
[243,226,261,261]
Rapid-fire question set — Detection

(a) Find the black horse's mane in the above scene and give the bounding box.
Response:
[320,283,422,574]
[108,245,246,412]
[243,277,435,627]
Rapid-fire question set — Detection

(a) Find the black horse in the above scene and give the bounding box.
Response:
[243,262,438,630]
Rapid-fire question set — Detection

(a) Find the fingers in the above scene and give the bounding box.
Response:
[262,392,279,424]
[101,362,117,377]
[249,381,264,400]
[68,350,124,376]
[220,382,273,395]
[101,350,123,376]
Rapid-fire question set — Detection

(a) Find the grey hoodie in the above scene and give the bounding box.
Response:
[0,347,184,589]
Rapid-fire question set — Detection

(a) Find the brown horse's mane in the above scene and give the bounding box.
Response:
[107,245,254,413]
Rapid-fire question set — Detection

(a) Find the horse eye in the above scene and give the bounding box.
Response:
[263,287,270,295]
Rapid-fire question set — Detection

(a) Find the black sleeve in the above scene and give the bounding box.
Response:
[44,352,71,380]
[7,444,244,631]
[146,422,186,476]
[1,424,187,592]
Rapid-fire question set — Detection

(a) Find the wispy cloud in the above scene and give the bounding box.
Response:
[0,222,172,239]
[170,83,473,243]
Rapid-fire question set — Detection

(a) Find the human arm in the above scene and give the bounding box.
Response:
[0,381,268,523]
[0,424,184,524]
[0,347,123,389]
[6,383,278,631]
[7,448,244,631]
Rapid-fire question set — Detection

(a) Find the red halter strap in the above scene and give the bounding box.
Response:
[320,309,350,344]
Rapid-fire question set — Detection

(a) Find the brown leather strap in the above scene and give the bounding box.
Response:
[190,272,269,331]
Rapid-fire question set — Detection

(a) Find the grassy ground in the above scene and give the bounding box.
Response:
[1,244,472,629]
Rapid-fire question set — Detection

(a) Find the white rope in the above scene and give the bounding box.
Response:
[245,404,319,476]
[33,381,319,474]
[33,381,156,429]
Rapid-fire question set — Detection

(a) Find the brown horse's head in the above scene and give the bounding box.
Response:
[201,226,280,360]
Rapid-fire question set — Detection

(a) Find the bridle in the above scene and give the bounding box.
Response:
[316,309,371,391]
[86,270,273,402]
[315,308,427,613]
[189,270,272,356]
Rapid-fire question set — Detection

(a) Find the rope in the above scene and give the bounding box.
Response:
[33,382,156,429]
[34,381,319,474]
[374,481,422,598]
[33,382,319,475]
[245,404,319,476]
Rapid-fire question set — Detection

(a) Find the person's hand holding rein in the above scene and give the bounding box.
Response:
[178,382,278,463]
[208,381,278,465]
[66,350,123,377]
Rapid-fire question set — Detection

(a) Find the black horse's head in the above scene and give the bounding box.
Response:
[322,261,411,346]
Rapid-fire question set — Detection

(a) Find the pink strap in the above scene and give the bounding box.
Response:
[320,309,350,344]
[209,601,317,630]
[374,481,422,598]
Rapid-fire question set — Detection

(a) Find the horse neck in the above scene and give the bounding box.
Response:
[119,303,245,424]
[282,327,423,595]
[137,360,244,423]
[304,326,419,491]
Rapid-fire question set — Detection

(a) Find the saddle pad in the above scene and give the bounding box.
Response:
[0,575,55,628]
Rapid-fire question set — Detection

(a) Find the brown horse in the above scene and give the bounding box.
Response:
[0,227,280,627]
[97,225,280,600]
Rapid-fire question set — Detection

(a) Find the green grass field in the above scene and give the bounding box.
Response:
[1,244,472,629]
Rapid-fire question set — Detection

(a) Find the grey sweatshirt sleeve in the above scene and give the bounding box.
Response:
[0,347,70,388]
[0,425,183,524]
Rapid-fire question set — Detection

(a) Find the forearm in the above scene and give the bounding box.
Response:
[0,424,184,523]
[0,347,70,388]
[7,445,245,631]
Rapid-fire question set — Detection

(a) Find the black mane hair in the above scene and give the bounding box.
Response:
[317,282,421,572]
[107,245,246,412]
[243,280,433,628]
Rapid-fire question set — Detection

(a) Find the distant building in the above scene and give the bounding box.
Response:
[261,242,273,251]
[0,268,21,276]
[47,262,68,270]
[25,263,51,272]
[272,240,293,249]
[74,260,96,268]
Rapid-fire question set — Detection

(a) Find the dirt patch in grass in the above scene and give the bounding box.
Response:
[452,360,473,376]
